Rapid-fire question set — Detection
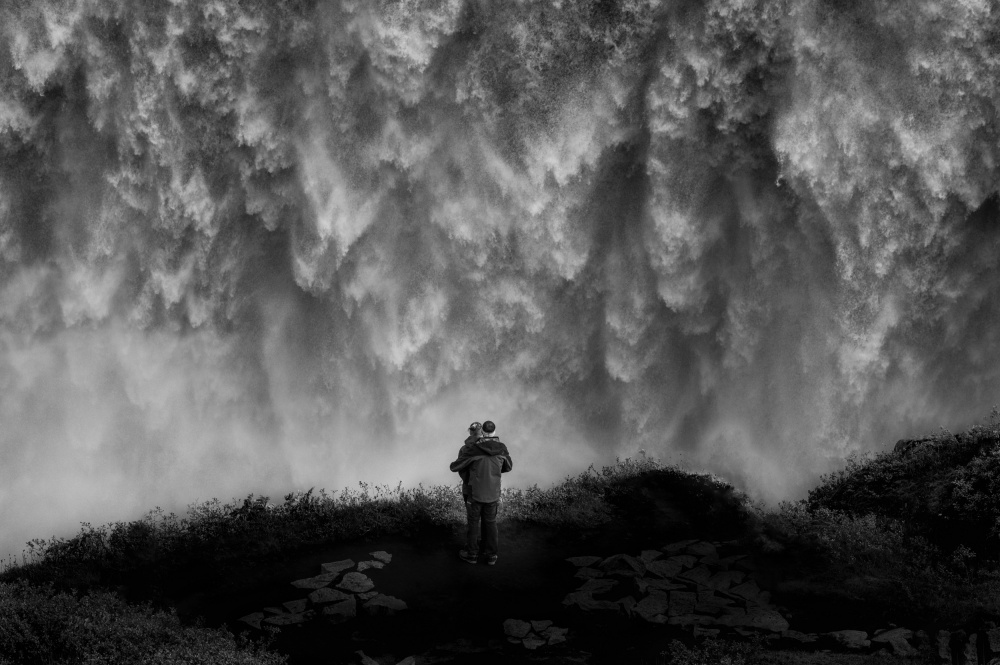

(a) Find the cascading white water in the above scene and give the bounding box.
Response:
[2,0,999,559]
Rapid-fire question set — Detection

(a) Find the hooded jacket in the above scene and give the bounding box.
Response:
[450,436,513,503]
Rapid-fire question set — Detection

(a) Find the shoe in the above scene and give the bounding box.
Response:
[486,555,498,566]
[459,549,478,564]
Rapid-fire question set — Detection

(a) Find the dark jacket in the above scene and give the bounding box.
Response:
[450,436,512,503]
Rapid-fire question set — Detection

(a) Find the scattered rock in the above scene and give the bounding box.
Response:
[781,630,818,647]
[363,595,408,616]
[729,580,761,601]
[825,630,871,651]
[308,587,352,605]
[574,567,604,580]
[264,613,308,626]
[503,619,532,639]
[718,554,747,569]
[358,591,379,600]
[667,614,717,627]
[705,571,745,591]
[678,565,713,584]
[357,560,385,572]
[693,626,722,638]
[369,551,392,564]
[283,599,308,614]
[239,612,265,629]
[685,541,717,557]
[323,597,357,624]
[668,591,697,616]
[694,596,734,616]
[645,559,683,578]
[732,558,756,573]
[531,620,553,632]
[321,559,355,575]
[578,578,617,595]
[662,539,699,554]
[636,577,685,594]
[566,556,603,567]
[522,635,547,650]
[640,549,663,563]
[337,572,375,593]
[599,554,646,577]
[543,626,568,645]
[291,572,339,589]
[716,609,789,633]
[872,628,914,643]
[667,555,698,569]
[263,607,286,616]
[699,553,722,567]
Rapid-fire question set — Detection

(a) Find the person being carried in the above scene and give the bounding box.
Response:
[449,420,512,565]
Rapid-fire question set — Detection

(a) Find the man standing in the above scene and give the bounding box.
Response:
[450,420,512,565]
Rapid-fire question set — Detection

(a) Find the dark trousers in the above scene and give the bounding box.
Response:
[465,498,498,556]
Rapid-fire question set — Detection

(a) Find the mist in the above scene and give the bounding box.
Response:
[2,0,999,560]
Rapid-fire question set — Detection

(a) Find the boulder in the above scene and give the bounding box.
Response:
[685,541,717,557]
[308,587,352,605]
[369,551,392,564]
[321,559,355,575]
[283,599,308,614]
[634,595,670,623]
[323,597,357,624]
[825,630,870,651]
[662,539,699,554]
[337,572,375,593]
[646,559,683,579]
[522,635,547,650]
[543,626,568,645]
[264,613,308,626]
[363,594,408,616]
[574,567,604,580]
[566,556,603,567]
[503,619,532,638]
[668,590,697,616]
[640,550,663,563]
[239,612,265,630]
[291,572,338,589]
[705,571,745,591]
[599,554,646,577]
[531,620,553,632]
[678,565,713,585]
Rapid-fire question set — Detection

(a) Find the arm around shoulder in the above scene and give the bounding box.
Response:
[501,444,513,473]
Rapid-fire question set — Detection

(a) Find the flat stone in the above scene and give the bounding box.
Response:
[693,626,722,638]
[283,599,308,614]
[308,587,352,605]
[668,591,696,616]
[522,635,547,650]
[336,572,375,593]
[699,553,721,567]
[599,553,646,577]
[574,567,604,580]
[729,580,761,601]
[362,594,407,616]
[873,628,914,643]
[825,630,870,650]
[264,612,307,626]
[662,539,699,554]
[263,607,285,615]
[678,565,713,584]
[357,560,384,572]
[531,620,553,632]
[685,541,717,557]
[718,554,747,569]
[506,637,522,645]
[636,577,685,594]
[717,609,790,633]
[640,550,663,563]
[369,551,392,564]
[239,612,265,629]
[320,559,355,575]
[695,596,735,616]
[887,637,919,657]
[356,650,379,665]
[566,556,603,567]
[543,626,568,645]
[705,571,744,590]
[667,555,697,569]
[358,591,378,600]
[396,658,415,665]
[634,595,670,623]
[291,572,338,589]
[322,597,357,624]
[781,630,818,646]
[562,591,620,611]
[503,619,532,638]
[579,578,617,595]
[667,614,717,627]
[646,559,683,579]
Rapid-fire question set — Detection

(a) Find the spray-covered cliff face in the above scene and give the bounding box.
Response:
[2,0,999,556]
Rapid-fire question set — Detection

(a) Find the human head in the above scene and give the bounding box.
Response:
[468,422,482,436]
[482,421,496,435]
